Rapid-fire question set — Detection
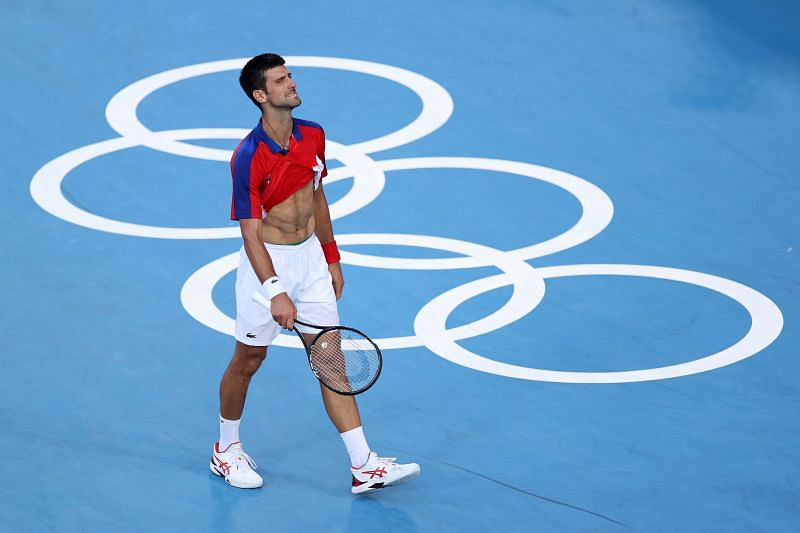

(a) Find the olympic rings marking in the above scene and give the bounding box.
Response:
[29,56,784,383]
[104,56,454,160]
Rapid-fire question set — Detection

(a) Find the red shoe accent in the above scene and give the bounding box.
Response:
[361,467,387,479]
[215,441,241,453]
[212,455,231,475]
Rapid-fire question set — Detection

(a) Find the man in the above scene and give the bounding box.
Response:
[209,53,420,494]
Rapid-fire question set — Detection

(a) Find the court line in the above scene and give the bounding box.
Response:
[380,445,631,529]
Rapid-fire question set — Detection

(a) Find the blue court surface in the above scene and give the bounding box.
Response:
[2,1,798,532]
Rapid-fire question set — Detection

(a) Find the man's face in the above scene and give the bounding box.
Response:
[258,65,301,109]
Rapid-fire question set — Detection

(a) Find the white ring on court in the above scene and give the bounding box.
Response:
[29,134,385,239]
[105,56,454,160]
[414,264,784,383]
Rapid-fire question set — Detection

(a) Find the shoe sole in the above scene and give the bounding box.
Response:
[352,469,420,495]
[209,458,263,489]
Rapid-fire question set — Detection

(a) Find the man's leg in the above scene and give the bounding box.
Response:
[304,332,370,468]
[220,341,268,421]
[311,326,361,432]
[319,382,362,432]
[304,331,421,493]
[319,367,420,494]
[321,383,371,471]
[210,341,267,489]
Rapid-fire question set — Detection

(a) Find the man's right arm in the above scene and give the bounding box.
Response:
[240,218,296,329]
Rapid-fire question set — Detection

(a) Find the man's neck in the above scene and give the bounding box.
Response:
[261,110,293,147]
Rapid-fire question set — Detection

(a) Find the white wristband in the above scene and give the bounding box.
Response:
[261,276,287,300]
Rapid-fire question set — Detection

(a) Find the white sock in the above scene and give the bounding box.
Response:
[219,415,241,451]
[341,426,371,468]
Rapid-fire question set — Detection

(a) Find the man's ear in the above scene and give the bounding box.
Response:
[253,89,268,105]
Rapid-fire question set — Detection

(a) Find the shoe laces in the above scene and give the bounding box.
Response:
[375,455,397,466]
[228,444,258,470]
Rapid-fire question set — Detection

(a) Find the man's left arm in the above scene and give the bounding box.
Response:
[313,182,344,299]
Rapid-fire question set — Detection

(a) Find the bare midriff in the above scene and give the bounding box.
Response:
[259,179,315,244]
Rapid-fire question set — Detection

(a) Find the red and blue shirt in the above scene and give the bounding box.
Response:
[230,118,328,220]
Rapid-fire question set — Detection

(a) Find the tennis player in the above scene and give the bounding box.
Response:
[210,53,420,494]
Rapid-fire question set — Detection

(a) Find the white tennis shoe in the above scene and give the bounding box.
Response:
[210,441,263,489]
[351,452,420,495]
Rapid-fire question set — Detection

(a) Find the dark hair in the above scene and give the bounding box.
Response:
[239,53,286,109]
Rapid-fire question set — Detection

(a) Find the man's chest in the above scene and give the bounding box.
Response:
[254,147,319,188]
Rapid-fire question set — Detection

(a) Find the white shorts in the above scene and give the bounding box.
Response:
[235,234,339,346]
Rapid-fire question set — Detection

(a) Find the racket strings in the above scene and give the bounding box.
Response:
[309,329,380,393]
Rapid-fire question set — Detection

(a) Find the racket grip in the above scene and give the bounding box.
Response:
[251,290,271,310]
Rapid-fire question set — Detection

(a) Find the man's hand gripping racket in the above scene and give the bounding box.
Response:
[252,291,382,396]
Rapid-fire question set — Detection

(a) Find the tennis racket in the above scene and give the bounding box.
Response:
[251,292,382,395]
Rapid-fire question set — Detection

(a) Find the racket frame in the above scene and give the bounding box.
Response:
[292,319,383,396]
[251,291,382,395]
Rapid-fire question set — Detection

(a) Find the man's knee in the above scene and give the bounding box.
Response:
[233,342,268,376]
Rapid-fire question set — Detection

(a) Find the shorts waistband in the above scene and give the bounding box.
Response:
[264,233,317,251]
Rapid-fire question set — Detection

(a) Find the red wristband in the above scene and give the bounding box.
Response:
[321,240,340,264]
